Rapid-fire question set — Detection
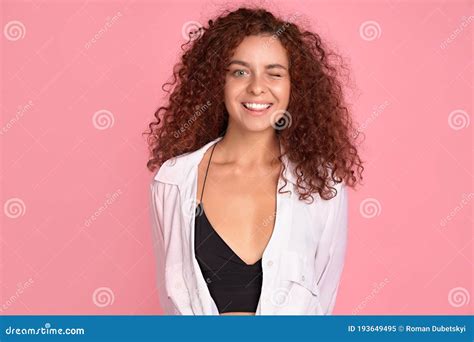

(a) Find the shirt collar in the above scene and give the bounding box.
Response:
[154,136,298,186]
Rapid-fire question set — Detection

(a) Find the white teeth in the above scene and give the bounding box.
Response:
[243,102,271,110]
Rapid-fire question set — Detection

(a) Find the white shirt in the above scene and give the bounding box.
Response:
[149,136,348,315]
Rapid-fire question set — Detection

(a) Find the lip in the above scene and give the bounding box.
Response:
[241,102,273,116]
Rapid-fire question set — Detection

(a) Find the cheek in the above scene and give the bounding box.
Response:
[273,81,291,102]
[224,80,243,103]
[224,81,241,114]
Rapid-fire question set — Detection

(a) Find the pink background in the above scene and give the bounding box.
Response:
[1,0,472,315]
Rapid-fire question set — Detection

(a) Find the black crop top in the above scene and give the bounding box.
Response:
[194,141,263,313]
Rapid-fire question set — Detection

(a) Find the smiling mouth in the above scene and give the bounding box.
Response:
[241,102,273,111]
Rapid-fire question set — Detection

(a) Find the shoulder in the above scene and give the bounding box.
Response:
[332,179,347,197]
[327,178,348,209]
[317,166,348,203]
[306,176,348,223]
[152,152,195,185]
[152,137,223,185]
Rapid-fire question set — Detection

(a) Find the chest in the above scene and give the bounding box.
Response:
[196,164,280,265]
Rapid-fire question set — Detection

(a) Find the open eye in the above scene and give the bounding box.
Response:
[232,69,249,77]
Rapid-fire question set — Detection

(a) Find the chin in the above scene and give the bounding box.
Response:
[240,122,275,133]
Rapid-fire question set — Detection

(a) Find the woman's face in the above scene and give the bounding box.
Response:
[224,34,291,133]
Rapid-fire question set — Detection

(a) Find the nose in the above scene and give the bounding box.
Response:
[247,74,267,95]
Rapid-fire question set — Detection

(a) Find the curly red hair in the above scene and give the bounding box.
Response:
[144,6,365,202]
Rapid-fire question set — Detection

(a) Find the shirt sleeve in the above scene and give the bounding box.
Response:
[316,181,349,314]
[149,179,193,315]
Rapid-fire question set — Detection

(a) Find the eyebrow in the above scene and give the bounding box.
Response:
[228,60,288,71]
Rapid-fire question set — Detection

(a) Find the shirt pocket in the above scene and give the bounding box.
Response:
[271,250,321,314]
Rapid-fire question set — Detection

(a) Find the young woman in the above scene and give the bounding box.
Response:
[145,7,364,315]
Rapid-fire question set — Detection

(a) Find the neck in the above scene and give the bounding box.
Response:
[215,129,281,168]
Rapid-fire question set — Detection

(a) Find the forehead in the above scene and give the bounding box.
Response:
[230,35,289,66]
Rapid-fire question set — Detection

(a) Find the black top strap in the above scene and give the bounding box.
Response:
[200,142,218,204]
